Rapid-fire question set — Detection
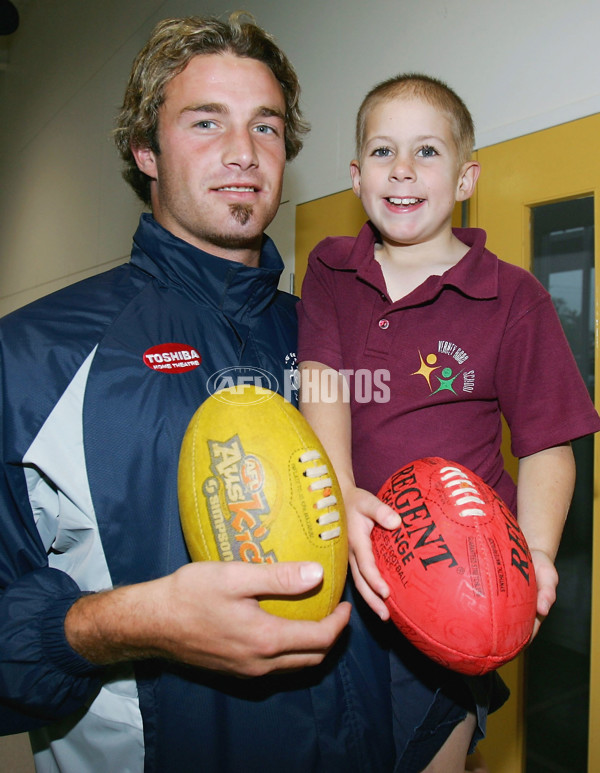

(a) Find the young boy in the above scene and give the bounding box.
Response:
[297,74,600,772]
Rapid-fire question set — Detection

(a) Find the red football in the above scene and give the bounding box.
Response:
[371,457,537,675]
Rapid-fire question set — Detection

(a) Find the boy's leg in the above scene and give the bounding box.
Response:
[420,712,478,773]
[389,635,508,773]
[465,747,489,772]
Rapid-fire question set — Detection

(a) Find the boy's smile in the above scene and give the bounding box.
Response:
[387,197,424,208]
[350,97,479,255]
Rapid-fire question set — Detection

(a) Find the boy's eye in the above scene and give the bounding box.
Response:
[372,146,393,157]
[417,145,438,158]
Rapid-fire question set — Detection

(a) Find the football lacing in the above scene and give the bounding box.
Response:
[299,449,341,540]
[439,465,486,517]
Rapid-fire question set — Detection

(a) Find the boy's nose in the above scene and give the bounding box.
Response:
[389,155,416,181]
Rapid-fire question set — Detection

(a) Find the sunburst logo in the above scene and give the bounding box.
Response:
[411,345,474,396]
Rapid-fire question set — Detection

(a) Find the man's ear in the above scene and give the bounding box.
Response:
[131,144,158,179]
[349,160,362,197]
[456,160,480,202]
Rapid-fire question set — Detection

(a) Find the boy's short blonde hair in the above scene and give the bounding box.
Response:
[355,73,475,165]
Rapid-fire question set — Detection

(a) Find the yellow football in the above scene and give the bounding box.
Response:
[178,385,348,620]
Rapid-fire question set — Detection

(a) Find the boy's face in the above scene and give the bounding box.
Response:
[350,97,479,250]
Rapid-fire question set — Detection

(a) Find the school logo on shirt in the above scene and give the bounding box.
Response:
[143,343,201,373]
[411,341,476,396]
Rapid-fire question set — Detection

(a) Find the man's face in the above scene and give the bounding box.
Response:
[134,53,287,265]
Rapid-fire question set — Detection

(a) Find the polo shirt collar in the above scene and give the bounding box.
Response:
[318,221,499,302]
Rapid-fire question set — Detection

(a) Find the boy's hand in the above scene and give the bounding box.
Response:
[516,444,574,641]
[529,548,559,639]
[344,486,401,620]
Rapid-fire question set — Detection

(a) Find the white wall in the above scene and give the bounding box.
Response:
[2,0,600,765]
[218,0,600,206]
[264,0,600,205]
[0,0,302,315]
[3,0,600,315]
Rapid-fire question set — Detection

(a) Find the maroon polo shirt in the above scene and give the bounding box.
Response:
[298,223,600,511]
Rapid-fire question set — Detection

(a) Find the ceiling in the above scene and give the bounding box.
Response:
[0,0,31,66]
[1,0,33,37]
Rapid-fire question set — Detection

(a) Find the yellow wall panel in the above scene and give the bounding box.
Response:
[294,189,366,296]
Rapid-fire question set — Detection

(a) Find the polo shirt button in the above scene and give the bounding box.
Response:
[379,319,390,329]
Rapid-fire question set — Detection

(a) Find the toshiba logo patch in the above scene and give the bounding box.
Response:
[143,343,201,373]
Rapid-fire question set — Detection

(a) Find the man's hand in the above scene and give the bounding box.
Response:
[65,561,351,677]
[344,486,401,620]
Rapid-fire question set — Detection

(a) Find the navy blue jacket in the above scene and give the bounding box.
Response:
[0,215,394,772]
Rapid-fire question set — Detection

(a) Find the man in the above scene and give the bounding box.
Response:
[0,14,394,773]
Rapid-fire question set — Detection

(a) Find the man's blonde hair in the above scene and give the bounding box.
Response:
[355,73,475,165]
[114,12,309,206]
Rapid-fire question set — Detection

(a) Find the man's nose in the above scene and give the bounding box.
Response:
[222,127,259,169]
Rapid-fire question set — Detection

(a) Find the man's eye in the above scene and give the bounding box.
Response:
[195,120,217,129]
[417,145,438,157]
[254,124,277,135]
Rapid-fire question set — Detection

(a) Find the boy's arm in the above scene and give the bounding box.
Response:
[299,362,400,619]
[517,443,575,637]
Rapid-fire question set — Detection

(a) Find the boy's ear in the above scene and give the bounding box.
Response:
[456,160,480,202]
[349,160,362,197]
[131,144,158,179]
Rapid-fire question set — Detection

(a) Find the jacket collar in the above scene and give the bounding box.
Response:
[130,214,284,320]
[318,221,499,304]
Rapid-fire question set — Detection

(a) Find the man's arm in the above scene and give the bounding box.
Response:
[299,361,399,620]
[65,560,351,676]
[517,443,575,637]
[0,477,350,731]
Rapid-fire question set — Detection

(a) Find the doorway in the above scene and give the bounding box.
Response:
[473,114,600,773]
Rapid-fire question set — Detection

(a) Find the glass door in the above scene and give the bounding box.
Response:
[526,197,595,772]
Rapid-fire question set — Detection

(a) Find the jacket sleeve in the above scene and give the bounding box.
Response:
[0,390,104,735]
